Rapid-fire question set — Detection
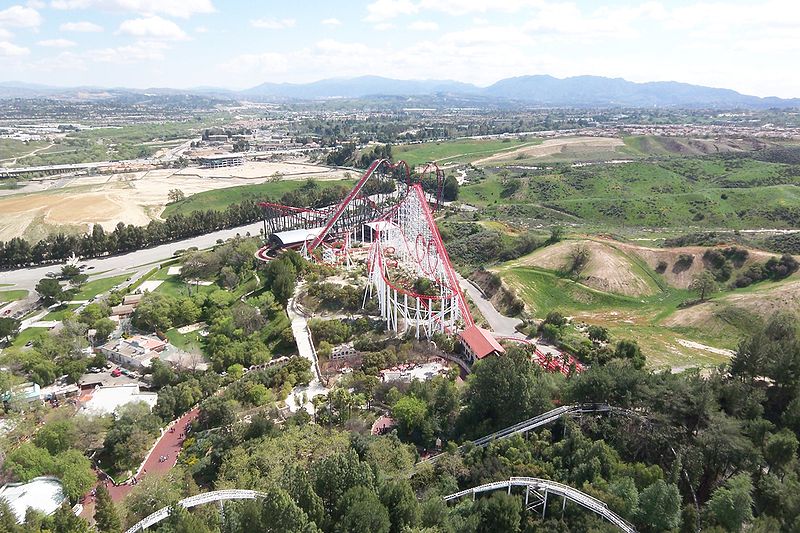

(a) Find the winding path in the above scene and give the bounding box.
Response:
[284,284,328,414]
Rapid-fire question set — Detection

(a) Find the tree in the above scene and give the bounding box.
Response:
[391,396,429,443]
[198,396,239,430]
[336,486,390,533]
[34,419,77,455]
[690,271,718,301]
[53,449,96,502]
[35,278,68,305]
[311,449,375,525]
[60,264,81,279]
[474,492,522,533]
[379,479,419,533]
[3,442,54,482]
[588,324,610,343]
[259,488,320,532]
[168,189,185,203]
[132,292,175,332]
[708,473,753,531]
[52,502,91,533]
[0,317,20,343]
[636,480,681,532]
[764,429,798,474]
[614,339,646,369]
[92,318,116,344]
[94,484,122,532]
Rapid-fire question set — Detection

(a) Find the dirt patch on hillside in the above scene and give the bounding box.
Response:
[665,279,800,329]
[474,136,624,165]
[515,240,657,297]
[637,136,769,156]
[608,239,778,289]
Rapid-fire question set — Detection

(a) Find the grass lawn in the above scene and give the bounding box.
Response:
[0,139,51,161]
[154,275,219,298]
[11,328,49,347]
[165,328,205,352]
[394,138,541,168]
[498,264,734,370]
[0,289,28,302]
[73,274,130,299]
[162,178,355,217]
[42,304,80,321]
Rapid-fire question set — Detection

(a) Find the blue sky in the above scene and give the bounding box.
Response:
[0,0,798,97]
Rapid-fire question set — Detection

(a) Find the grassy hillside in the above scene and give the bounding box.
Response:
[162,178,355,217]
[463,157,800,229]
[394,137,540,167]
[495,238,800,369]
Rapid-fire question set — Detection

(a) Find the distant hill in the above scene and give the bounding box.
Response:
[1,75,798,108]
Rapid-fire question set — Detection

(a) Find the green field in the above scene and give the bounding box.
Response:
[394,138,541,168]
[165,327,204,352]
[151,267,219,298]
[72,274,130,300]
[11,327,48,347]
[0,289,28,302]
[498,264,735,369]
[462,158,800,230]
[42,304,80,321]
[0,139,51,161]
[162,178,355,218]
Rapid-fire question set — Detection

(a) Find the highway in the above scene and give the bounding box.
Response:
[0,221,265,292]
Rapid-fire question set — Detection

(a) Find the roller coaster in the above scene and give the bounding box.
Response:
[255,159,467,339]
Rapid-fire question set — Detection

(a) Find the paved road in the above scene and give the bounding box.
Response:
[0,221,265,292]
[457,274,522,337]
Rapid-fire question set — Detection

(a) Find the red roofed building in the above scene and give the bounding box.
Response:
[459,325,505,364]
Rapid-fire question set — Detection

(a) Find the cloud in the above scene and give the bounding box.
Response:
[89,39,168,62]
[50,0,215,18]
[321,18,341,26]
[251,18,296,30]
[37,38,77,47]
[224,51,290,76]
[365,0,418,21]
[194,25,207,33]
[60,20,103,32]
[409,20,438,31]
[118,16,188,40]
[0,40,30,56]
[0,5,42,28]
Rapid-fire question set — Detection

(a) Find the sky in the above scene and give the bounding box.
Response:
[0,0,798,97]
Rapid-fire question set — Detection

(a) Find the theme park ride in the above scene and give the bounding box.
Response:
[254,159,580,374]
[255,159,466,338]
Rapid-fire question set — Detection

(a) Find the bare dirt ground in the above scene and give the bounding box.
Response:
[665,278,800,330]
[512,239,658,297]
[473,136,624,165]
[608,239,778,289]
[0,159,350,241]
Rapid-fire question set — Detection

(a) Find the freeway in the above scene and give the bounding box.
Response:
[0,221,265,292]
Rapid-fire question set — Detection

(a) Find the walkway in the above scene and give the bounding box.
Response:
[284,284,328,414]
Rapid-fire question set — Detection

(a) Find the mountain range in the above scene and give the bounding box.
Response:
[1,75,798,109]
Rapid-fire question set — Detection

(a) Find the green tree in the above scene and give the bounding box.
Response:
[764,429,798,474]
[311,449,375,525]
[132,292,175,332]
[93,484,122,532]
[52,502,91,533]
[614,339,646,369]
[35,278,68,305]
[0,317,20,343]
[336,486,390,533]
[3,442,54,482]
[53,449,96,502]
[474,492,522,533]
[33,419,77,455]
[92,318,116,344]
[259,488,321,532]
[391,396,429,442]
[379,479,419,533]
[690,270,718,301]
[708,473,753,532]
[636,480,681,532]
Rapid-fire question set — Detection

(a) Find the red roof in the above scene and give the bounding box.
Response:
[460,325,505,359]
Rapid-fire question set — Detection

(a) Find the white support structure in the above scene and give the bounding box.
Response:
[365,184,470,339]
[444,477,637,533]
[124,490,268,533]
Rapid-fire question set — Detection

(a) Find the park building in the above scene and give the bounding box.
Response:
[459,325,505,364]
[199,153,245,169]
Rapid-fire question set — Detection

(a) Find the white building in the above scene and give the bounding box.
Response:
[0,476,67,523]
[80,384,157,416]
